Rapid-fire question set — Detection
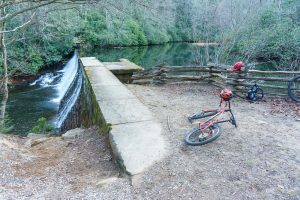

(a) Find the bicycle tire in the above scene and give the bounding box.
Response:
[184,124,222,146]
[254,88,264,101]
[288,76,300,102]
[188,112,218,123]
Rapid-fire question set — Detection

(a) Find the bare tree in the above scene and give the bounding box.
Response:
[0,0,7,128]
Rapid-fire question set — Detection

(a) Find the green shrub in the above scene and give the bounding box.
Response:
[143,23,170,44]
[31,117,54,134]
[0,116,14,134]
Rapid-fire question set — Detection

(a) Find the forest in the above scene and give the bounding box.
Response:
[0,0,298,78]
[0,0,300,78]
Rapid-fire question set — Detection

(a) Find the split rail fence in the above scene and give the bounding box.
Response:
[132,64,300,97]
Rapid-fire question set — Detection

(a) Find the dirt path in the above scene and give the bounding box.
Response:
[0,128,132,199]
[127,83,300,200]
[1,83,299,199]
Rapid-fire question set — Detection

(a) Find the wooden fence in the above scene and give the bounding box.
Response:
[132,64,300,96]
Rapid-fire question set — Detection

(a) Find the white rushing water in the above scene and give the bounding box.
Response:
[54,70,82,129]
[53,50,82,129]
[29,50,82,130]
[52,51,79,103]
[30,73,61,87]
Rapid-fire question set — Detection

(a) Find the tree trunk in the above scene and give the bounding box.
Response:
[0,0,8,128]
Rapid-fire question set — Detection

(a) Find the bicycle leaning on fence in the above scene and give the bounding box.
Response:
[288,75,300,102]
[232,83,264,102]
[185,89,237,146]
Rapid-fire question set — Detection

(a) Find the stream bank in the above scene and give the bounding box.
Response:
[0,127,132,199]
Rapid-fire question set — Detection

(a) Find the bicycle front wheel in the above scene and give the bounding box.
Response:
[184,124,222,146]
[288,76,300,102]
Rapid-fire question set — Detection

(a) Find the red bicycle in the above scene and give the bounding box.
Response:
[185,89,237,146]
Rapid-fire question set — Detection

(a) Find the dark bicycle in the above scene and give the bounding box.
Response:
[232,83,264,102]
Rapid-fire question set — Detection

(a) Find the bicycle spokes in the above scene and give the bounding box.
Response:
[198,129,212,140]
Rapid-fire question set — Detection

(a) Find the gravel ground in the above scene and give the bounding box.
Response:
[127,83,300,200]
[1,83,300,199]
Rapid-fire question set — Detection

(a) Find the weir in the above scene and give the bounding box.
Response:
[52,51,104,131]
[80,57,167,176]
[39,52,167,176]
[31,51,90,131]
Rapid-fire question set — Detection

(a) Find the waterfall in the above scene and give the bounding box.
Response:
[54,50,83,129]
[29,73,62,87]
[53,51,79,103]
[28,50,83,132]
[54,67,82,129]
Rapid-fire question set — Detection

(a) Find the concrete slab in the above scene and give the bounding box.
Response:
[103,59,143,75]
[85,66,123,86]
[98,98,154,125]
[81,57,105,67]
[103,63,123,70]
[91,85,136,101]
[109,121,166,175]
[82,57,167,176]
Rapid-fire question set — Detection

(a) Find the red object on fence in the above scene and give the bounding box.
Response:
[232,61,245,72]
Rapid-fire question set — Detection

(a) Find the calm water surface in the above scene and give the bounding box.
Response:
[4,84,59,135]
[81,43,218,69]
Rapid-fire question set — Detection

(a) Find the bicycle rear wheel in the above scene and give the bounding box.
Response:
[288,76,300,102]
[255,88,264,100]
[184,124,222,146]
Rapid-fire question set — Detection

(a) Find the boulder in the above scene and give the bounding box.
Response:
[62,128,85,140]
[25,137,50,147]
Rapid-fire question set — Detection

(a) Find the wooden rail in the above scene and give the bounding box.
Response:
[132,64,300,96]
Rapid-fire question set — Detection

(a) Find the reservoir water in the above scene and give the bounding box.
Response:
[4,43,219,135]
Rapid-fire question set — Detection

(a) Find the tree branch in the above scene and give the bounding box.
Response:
[0,0,96,24]
[0,0,56,24]
[0,11,35,33]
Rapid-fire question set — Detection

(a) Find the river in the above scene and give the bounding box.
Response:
[4,43,218,135]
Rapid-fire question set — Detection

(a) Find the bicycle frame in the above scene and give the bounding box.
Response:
[191,100,236,134]
[193,108,233,127]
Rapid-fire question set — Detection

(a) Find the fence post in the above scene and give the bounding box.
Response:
[209,66,213,83]
[233,70,247,91]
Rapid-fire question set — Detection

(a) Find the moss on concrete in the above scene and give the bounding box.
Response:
[80,61,110,135]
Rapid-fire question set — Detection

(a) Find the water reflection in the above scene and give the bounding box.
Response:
[81,43,218,69]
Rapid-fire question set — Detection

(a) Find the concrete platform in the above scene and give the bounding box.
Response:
[103,59,143,75]
[99,98,154,125]
[81,57,167,176]
[110,121,165,175]
[81,57,105,67]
